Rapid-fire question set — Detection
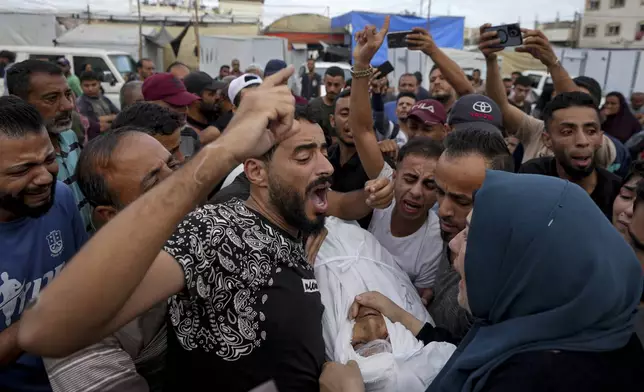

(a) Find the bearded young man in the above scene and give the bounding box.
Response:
[519,92,621,220]
[0,96,88,391]
[17,67,391,392]
[7,60,92,232]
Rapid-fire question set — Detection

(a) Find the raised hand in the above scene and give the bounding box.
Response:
[406,27,437,56]
[352,16,391,67]
[216,66,298,163]
[516,29,558,67]
[349,291,405,324]
[378,139,398,160]
[478,24,504,60]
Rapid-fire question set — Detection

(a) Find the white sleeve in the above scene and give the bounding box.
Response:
[377,162,394,181]
[412,215,444,289]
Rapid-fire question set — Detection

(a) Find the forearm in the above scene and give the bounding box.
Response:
[327,190,372,221]
[0,322,22,366]
[426,45,474,96]
[549,61,581,94]
[485,56,524,134]
[349,64,386,179]
[398,310,425,336]
[19,140,237,352]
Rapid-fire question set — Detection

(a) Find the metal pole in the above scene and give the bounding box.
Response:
[137,0,143,60]
[193,0,202,65]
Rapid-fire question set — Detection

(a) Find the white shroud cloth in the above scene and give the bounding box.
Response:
[315,218,456,392]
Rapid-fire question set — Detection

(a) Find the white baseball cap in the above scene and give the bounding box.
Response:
[228,73,262,104]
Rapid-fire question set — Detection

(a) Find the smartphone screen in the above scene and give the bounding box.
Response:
[483,23,523,48]
[376,61,394,78]
[387,31,413,48]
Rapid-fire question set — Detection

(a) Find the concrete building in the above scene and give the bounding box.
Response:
[580,0,644,48]
[538,20,578,47]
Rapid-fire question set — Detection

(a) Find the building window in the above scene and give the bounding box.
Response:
[606,23,621,36]
[611,0,625,7]
[639,22,644,33]
[588,0,600,9]
[584,25,598,37]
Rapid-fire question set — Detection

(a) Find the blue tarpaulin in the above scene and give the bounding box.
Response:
[331,11,464,66]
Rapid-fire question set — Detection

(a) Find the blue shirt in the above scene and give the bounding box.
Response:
[384,101,398,125]
[0,181,88,391]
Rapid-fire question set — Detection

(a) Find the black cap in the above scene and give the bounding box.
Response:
[447,94,504,136]
[183,71,223,95]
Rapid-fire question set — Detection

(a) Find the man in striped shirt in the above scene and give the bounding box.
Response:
[43,129,179,392]
[7,60,92,232]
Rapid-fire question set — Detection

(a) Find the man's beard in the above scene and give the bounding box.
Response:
[0,183,57,219]
[200,101,220,122]
[268,173,330,236]
[46,111,73,134]
[557,151,596,181]
[432,92,451,104]
[335,130,355,147]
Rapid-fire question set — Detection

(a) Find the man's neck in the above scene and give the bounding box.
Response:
[511,98,525,107]
[49,133,61,153]
[437,95,455,112]
[245,194,299,239]
[555,161,598,194]
[322,95,334,106]
[399,120,409,134]
[390,207,427,237]
[338,142,356,166]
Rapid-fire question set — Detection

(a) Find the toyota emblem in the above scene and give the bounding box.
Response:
[473,101,493,113]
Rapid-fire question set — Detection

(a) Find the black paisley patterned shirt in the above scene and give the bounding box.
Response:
[163,199,325,392]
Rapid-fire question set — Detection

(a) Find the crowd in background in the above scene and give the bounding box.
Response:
[0,15,644,392]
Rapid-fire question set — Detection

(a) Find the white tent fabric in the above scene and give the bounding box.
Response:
[315,217,456,392]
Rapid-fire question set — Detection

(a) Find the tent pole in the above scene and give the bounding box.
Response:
[193,0,201,67]
[137,0,143,60]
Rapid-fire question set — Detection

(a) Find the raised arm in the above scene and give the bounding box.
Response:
[18,67,300,357]
[407,27,475,97]
[348,18,390,179]
[478,24,527,134]
[327,177,394,221]
[516,29,580,95]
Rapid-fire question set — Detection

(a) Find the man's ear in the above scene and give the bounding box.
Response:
[542,131,553,150]
[329,114,336,129]
[93,205,118,229]
[245,158,269,187]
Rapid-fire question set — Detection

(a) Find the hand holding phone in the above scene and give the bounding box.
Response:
[387,31,413,48]
[376,61,394,79]
[483,23,523,48]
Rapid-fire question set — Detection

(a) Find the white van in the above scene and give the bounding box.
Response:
[0,46,137,109]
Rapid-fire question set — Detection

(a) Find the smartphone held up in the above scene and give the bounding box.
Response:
[483,23,523,48]
[386,31,413,48]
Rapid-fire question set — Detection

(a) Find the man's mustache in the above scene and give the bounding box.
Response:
[306,176,333,194]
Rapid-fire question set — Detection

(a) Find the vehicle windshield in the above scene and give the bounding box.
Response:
[109,54,137,78]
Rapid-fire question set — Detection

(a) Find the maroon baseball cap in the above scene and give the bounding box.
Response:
[142,73,200,106]
[406,99,447,125]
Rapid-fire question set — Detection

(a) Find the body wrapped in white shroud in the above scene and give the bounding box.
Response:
[314,217,456,392]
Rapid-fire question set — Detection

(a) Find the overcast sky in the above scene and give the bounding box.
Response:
[262,0,584,28]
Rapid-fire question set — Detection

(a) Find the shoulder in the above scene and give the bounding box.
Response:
[480,351,554,392]
[518,157,553,174]
[58,129,80,145]
[597,167,622,188]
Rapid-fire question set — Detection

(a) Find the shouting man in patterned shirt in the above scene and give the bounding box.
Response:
[19,66,394,392]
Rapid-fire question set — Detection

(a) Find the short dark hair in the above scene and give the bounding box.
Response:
[503,77,512,83]
[220,64,230,71]
[413,71,423,83]
[430,65,440,76]
[0,50,16,63]
[397,136,444,164]
[473,69,481,74]
[514,75,533,88]
[511,71,522,77]
[332,89,351,113]
[624,160,644,186]
[166,61,189,72]
[325,66,345,79]
[136,58,153,69]
[466,75,473,81]
[79,71,100,83]
[399,73,415,81]
[0,96,45,138]
[444,127,514,172]
[111,102,182,136]
[397,92,417,102]
[542,92,599,133]
[76,128,141,209]
[7,59,64,99]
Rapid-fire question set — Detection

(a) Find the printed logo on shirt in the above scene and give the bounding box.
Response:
[301,279,319,293]
[46,230,64,257]
[0,263,65,327]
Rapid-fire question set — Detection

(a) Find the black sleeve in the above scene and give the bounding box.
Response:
[416,322,459,345]
[208,173,251,205]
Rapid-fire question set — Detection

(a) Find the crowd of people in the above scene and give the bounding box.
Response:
[1,14,644,392]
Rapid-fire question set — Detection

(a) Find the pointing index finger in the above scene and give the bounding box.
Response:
[259,65,294,89]
[378,15,391,38]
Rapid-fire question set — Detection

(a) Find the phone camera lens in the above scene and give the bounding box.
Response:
[508,27,519,37]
